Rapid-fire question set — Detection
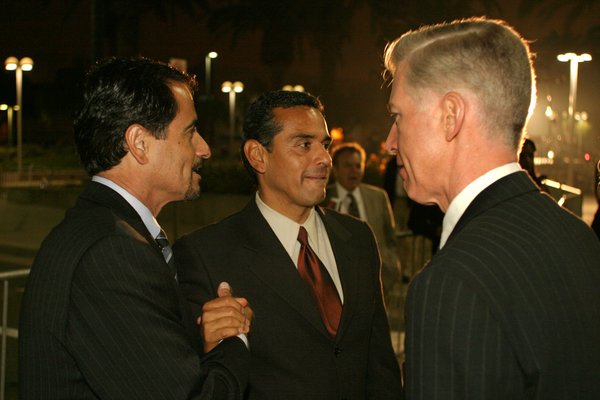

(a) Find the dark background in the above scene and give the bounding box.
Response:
[1,0,599,188]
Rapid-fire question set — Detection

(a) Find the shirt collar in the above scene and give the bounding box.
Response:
[335,182,361,199]
[255,192,319,253]
[92,175,161,238]
[439,162,520,249]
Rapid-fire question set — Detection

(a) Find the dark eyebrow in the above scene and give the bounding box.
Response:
[291,133,331,144]
[184,120,198,132]
[293,133,315,139]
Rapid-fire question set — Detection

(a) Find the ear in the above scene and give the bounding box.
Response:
[243,139,267,175]
[124,124,150,165]
[441,91,465,142]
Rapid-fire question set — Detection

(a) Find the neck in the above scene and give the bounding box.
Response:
[98,169,164,217]
[438,130,517,212]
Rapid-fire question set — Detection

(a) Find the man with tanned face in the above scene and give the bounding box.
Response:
[174,90,402,399]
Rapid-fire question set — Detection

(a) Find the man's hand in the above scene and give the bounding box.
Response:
[199,282,253,353]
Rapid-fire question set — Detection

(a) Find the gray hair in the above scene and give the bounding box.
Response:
[384,17,536,149]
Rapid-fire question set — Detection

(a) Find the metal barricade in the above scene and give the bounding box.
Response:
[0,269,29,400]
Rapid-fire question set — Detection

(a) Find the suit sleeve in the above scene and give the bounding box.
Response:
[404,265,523,399]
[172,234,218,320]
[68,235,249,400]
[364,225,404,399]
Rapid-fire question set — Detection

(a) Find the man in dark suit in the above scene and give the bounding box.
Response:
[323,142,400,304]
[174,90,402,399]
[383,17,600,399]
[19,57,251,399]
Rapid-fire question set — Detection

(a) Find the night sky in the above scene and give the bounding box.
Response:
[1,0,599,163]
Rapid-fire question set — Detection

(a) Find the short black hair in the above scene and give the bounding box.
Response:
[331,142,366,167]
[74,56,197,176]
[240,90,324,182]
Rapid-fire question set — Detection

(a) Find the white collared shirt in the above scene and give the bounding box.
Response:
[333,183,367,223]
[92,175,161,238]
[255,192,344,302]
[439,163,521,249]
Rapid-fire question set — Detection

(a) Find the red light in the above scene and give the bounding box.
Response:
[584,152,591,161]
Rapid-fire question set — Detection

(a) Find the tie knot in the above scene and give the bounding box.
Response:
[297,226,309,247]
[155,229,170,248]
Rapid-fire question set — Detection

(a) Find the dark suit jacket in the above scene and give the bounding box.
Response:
[19,182,249,399]
[174,200,402,400]
[404,171,600,399]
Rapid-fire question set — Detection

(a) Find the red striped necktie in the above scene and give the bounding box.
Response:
[297,227,342,337]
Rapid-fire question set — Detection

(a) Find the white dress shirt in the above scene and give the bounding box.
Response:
[333,183,367,223]
[92,175,161,238]
[255,192,344,302]
[439,163,521,249]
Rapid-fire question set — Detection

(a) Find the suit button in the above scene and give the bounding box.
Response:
[333,346,342,356]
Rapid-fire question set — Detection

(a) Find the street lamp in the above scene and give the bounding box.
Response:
[282,84,305,92]
[557,52,591,184]
[5,56,33,178]
[205,51,218,95]
[221,81,244,143]
[0,104,18,148]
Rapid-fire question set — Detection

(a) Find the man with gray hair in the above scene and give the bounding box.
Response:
[384,17,600,399]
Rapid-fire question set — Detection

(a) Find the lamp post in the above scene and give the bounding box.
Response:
[221,81,244,145]
[5,56,33,178]
[0,104,18,148]
[282,84,305,92]
[204,51,218,95]
[557,52,591,185]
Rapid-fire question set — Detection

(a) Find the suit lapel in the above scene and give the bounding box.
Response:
[80,182,162,256]
[447,171,540,246]
[359,184,377,223]
[237,202,330,337]
[318,207,359,340]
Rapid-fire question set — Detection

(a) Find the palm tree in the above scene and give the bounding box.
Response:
[203,0,504,92]
[40,0,206,62]
[518,0,600,53]
[202,0,362,93]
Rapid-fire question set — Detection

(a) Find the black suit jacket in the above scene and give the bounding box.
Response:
[19,182,249,399]
[174,200,402,400]
[404,171,600,399]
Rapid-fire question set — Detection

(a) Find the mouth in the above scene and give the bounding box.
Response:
[305,175,328,182]
[304,171,329,183]
[192,161,203,176]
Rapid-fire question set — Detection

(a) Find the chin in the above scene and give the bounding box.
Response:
[184,184,201,201]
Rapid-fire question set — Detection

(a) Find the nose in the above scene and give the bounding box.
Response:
[384,124,398,156]
[195,132,212,159]
[316,143,332,167]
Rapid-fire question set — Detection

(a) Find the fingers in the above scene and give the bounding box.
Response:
[217,281,232,297]
[200,282,252,352]
[201,307,250,352]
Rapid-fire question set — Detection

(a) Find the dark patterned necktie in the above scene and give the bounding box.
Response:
[347,193,360,218]
[155,229,176,277]
[297,227,342,337]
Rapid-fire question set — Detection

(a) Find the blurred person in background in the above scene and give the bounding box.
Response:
[324,142,401,305]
